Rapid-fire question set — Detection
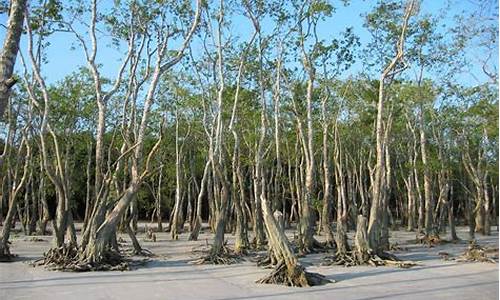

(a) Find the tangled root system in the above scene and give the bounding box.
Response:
[256,261,332,287]
[190,244,241,265]
[416,232,444,247]
[251,247,279,268]
[32,244,150,272]
[322,249,418,268]
[322,251,357,267]
[250,238,268,251]
[125,247,155,257]
[454,241,498,263]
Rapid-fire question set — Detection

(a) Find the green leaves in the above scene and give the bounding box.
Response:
[29,0,63,35]
[308,0,334,18]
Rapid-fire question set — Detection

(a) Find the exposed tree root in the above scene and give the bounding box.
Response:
[322,249,418,268]
[256,261,332,287]
[125,247,155,257]
[253,249,279,268]
[144,228,157,242]
[190,244,241,265]
[234,246,249,256]
[252,245,280,268]
[250,237,267,251]
[322,239,336,249]
[36,229,53,236]
[438,251,452,260]
[453,241,498,263]
[32,244,151,272]
[309,239,328,252]
[416,232,443,247]
[255,255,275,268]
[24,237,46,242]
[321,251,356,267]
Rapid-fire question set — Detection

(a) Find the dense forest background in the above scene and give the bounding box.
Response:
[0,0,497,281]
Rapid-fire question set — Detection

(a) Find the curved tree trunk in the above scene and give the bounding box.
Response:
[0,136,30,259]
[189,160,210,240]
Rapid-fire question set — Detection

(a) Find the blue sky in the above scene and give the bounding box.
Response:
[0,0,497,86]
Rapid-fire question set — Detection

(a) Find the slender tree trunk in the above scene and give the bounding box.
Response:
[171,109,184,240]
[321,100,334,246]
[301,76,316,251]
[419,106,435,237]
[333,124,349,253]
[189,160,210,240]
[483,175,491,235]
[156,165,163,231]
[0,136,30,259]
[367,2,413,251]
[448,185,458,241]
[38,161,49,235]
[404,174,415,231]
[83,140,93,231]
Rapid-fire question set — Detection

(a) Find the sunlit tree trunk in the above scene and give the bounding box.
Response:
[0,134,30,259]
[368,1,414,251]
[0,0,26,118]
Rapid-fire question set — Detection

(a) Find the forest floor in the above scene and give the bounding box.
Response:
[0,224,498,300]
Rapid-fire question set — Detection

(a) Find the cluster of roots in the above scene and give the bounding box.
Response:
[256,261,331,287]
[252,246,282,268]
[416,232,443,247]
[255,254,278,268]
[454,241,498,263]
[32,245,131,272]
[124,247,155,257]
[322,249,417,269]
[190,244,241,265]
[250,238,267,251]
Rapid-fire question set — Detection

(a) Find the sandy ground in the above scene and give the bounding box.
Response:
[0,224,498,300]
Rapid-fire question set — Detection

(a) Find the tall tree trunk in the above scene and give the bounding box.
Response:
[448,185,458,241]
[333,124,349,254]
[156,165,163,231]
[301,75,316,251]
[83,140,93,231]
[419,105,435,237]
[404,174,415,231]
[0,0,26,118]
[321,99,334,246]
[257,175,328,287]
[171,109,184,240]
[367,1,413,251]
[483,174,491,235]
[189,160,210,240]
[0,136,30,259]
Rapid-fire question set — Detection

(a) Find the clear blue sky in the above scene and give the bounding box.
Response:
[0,0,497,86]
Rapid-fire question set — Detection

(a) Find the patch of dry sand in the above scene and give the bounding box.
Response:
[0,224,498,300]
